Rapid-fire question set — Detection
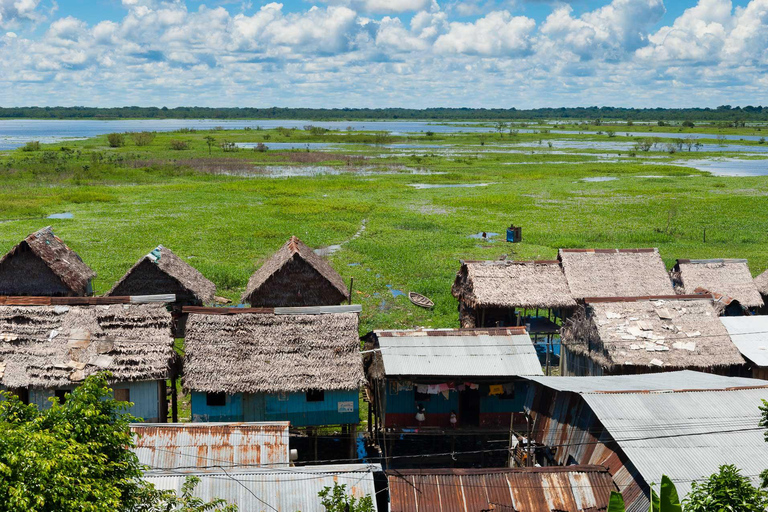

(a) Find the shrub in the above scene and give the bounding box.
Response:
[130,131,155,146]
[169,140,190,150]
[107,133,125,148]
[21,141,41,152]
[254,143,268,152]
[219,141,238,152]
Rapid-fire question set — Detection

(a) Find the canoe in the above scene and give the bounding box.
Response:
[409,292,434,309]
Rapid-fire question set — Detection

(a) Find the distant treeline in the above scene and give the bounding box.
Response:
[2,105,768,121]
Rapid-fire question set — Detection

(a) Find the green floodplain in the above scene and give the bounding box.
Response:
[1,121,767,334]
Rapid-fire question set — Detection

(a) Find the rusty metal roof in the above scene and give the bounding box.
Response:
[387,466,615,512]
[131,422,290,470]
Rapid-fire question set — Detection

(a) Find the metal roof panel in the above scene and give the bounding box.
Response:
[720,316,768,367]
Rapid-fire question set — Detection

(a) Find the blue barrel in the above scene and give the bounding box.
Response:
[507,228,516,243]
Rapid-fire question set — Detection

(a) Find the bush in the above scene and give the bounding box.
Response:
[130,131,155,146]
[107,133,125,148]
[169,140,190,150]
[253,143,268,152]
[682,120,695,128]
[219,141,238,152]
[21,141,41,152]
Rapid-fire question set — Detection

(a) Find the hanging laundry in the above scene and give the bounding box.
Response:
[441,390,450,400]
[457,384,466,391]
[438,383,450,392]
[416,384,428,394]
[502,383,515,396]
[489,384,504,396]
[468,383,479,390]
[427,384,441,394]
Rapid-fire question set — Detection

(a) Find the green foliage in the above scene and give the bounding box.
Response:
[131,132,156,147]
[318,483,374,512]
[683,465,768,512]
[607,492,626,512]
[169,140,190,150]
[107,133,126,148]
[21,140,41,151]
[151,476,237,512]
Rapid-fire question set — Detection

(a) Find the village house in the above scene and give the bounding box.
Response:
[0,226,96,296]
[523,371,768,511]
[559,248,675,300]
[183,304,364,429]
[363,327,543,432]
[673,258,764,310]
[387,466,615,512]
[755,269,768,314]
[130,421,291,470]
[721,316,768,380]
[451,259,576,332]
[0,297,175,422]
[109,245,215,306]
[241,236,349,307]
[559,296,746,376]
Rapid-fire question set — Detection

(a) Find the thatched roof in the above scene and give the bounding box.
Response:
[108,246,215,304]
[559,249,674,300]
[242,236,349,307]
[0,226,96,296]
[562,297,745,371]
[183,308,364,393]
[675,259,764,308]
[0,304,174,389]
[755,269,768,297]
[451,260,576,310]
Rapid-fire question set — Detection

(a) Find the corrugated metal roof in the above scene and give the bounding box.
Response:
[387,466,615,512]
[581,388,768,499]
[720,316,768,367]
[131,422,290,470]
[144,464,381,512]
[526,370,768,393]
[375,329,544,377]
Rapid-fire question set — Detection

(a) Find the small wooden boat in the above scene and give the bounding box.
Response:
[409,292,434,309]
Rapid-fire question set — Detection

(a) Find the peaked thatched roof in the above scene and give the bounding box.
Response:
[183,309,364,393]
[0,226,96,296]
[0,304,174,389]
[108,246,215,304]
[559,249,674,300]
[451,260,577,310]
[241,236,349,307]
[675,259,763,308]
[756,269,768,297]
[562,298,745,371]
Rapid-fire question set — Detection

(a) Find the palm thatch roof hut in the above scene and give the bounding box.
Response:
[108,246,215,305]
[183,306,364,394]
[674,259,763,309]
[0,226,96,296]
[560,296,745,376]
[0,303,174,390]
[241,236,349,307]
[755,269,768,313]
[559,249,674,300]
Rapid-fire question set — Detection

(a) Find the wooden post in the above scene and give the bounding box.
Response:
[159,379,168,423]
[171,372,178,423]
[313,428,319,463]
[480,308,486,327]
[349,278,354,305]
[545,334,551,376]
[367,396,373,436]
[349,424,357,461]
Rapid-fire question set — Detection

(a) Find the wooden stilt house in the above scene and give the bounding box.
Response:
[673,258,763,311]
[241,236,349,307]
[0,226,96,296]
[756,269,768,314]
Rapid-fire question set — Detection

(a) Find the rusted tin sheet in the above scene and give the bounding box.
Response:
[131,422,290,470]
[387,467,615,512]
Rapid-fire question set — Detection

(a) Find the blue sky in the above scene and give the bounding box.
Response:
[0,0,766,108]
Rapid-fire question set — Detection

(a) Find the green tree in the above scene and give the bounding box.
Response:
[204,136,215,155]
[683,465,768,512]
[318,483,373,512]
[107,133,125,147]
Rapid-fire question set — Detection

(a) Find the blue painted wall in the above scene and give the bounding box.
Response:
[384,380,529,414]
[4,381,162,421]
[191,389,359,426]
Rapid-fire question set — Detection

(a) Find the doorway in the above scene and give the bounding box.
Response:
[459,388,480,427]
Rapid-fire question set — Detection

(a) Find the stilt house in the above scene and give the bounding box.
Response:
[241,236,349,307]
[560,296,746,376]
[364,328,543,431]
[109,245,215,305]
[0,226,96,296]
[756,269,768,314]
[183,305,364,427]
[0,299,174,421]
[524,371,768,511]
[673,258,763,310]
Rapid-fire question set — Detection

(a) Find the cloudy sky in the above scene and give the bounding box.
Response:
[0,0,766,108]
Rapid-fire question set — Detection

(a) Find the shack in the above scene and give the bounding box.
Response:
[131,422,290,470]
[756,269,768,314]
[451,260,576,329]
[559,248,674,300]
[364,327,543,432]
[241,236,349,307]
[0,226,96,296]
[673,258,764,310]
[387,466,615,512]
[183,305,364,429]
[560,296,746,376]
[109,245,215,305]
[0,296,175,422]
[524,371,768,511]
[145,464,384,512]
[721,316,768,379]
